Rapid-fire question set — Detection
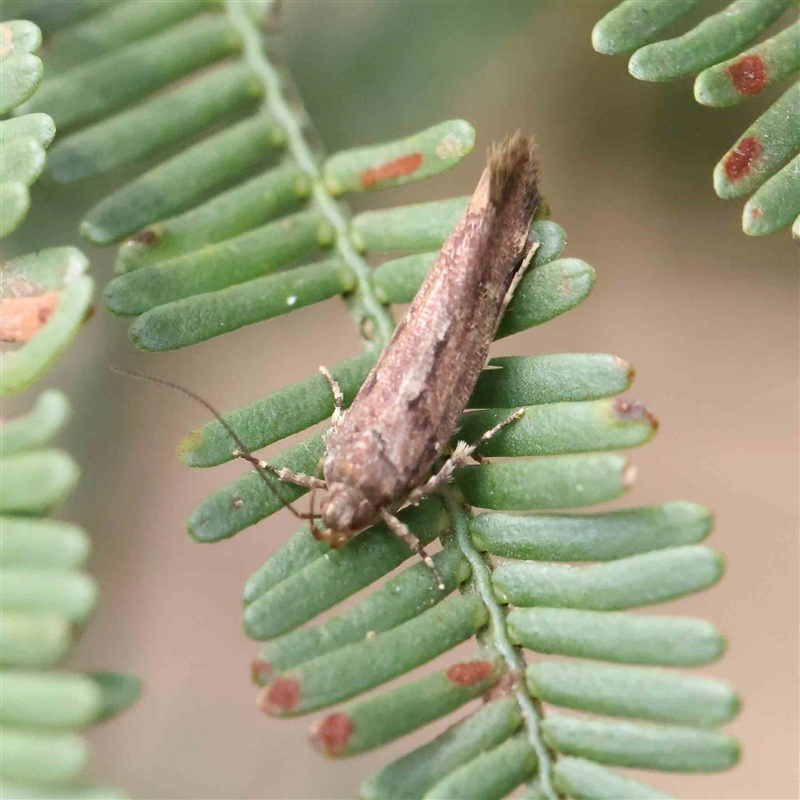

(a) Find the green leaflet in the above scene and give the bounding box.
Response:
[713,83,800,199]
[470,503,712,561]
[0,612,71,669]
[527,661,739,727]
[493,545,725,609]
[0,390,71,455]
[553,757,674,799]
[592,0,701,56]
[324,119,475,195]
[695,21,800,107]
[0,518,90,571]
[0,672,141,729]
[507,608,726,667]
[0,728,88,785]
[541,715,740,772]
[423,734,538,800]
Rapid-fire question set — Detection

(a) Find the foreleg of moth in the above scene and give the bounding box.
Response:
[379,507,445,592]
[232,449,327,490]
[406,408,525,505]
[319,366,345,430]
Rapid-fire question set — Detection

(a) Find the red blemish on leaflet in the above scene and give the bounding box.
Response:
[0,290,61,343]
[724,137,762,182]
[127,228,159,247]
[446,660,494,685]
[251,659,271,685]
[612,399,658,430]
[0,25,12,57]
[360,152,424,188]
[728,54,767,96]
[259,677,300,715]
[309,713,355,757]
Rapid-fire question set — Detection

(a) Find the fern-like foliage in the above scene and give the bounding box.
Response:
[592,0,799,240]
[0,17,140,798]
[16,1,742,797]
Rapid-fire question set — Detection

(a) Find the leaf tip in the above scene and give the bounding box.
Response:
[258,676,301,716]
[309,713,355,758]
[251,658,272,686]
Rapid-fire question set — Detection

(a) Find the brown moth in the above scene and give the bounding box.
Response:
[252,131,542,586]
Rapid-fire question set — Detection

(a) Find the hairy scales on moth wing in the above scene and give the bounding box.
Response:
[237,131,543,589]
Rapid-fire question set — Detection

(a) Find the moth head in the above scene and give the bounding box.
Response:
[317,483,374,545]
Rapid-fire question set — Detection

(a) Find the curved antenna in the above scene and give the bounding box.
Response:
[111,366,317,521]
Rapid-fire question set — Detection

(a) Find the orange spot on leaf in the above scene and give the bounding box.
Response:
[309,713,355,757]
[724,137,762,182]
[728,54,767,96]
[0,24,12,57]
[446,660,494,685]
[360,152,423,189]
[259,677,300,715]
[0,290,61,343]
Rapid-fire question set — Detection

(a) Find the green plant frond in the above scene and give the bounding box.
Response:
[29,1,742,796]
[0,390,141,797]
[0,17,140,796]
[592,0,800,238]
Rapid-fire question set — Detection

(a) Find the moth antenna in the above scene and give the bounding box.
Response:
[486,130,541,214]
[110,366,312,521]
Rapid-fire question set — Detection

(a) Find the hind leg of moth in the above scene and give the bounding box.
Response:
[406,409,525,505]
[232,449,327,490]
[379,507,445,592]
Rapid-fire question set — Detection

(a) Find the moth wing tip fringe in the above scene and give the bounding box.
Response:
[486,130,540,211]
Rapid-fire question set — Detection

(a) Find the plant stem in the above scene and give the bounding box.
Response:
[445,492,558,800]
[224,0,395,352]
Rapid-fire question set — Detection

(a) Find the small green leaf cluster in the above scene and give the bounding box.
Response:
[0,14,140,798]
[0,18,94,394]
[593,0,799,239]
[18,1,743,797]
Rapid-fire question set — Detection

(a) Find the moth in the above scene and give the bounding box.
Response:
[237,131,543,587]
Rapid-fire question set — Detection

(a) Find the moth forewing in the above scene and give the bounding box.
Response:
[316,131,542,549]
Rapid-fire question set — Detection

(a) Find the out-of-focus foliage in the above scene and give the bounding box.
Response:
[593,0,799,239]
[0,14,139,799]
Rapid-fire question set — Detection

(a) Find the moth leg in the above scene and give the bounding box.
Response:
[319,366,345,430]
[232,450,327,490]
[501,239,539,314]
[407,408,525,504]
[379,507,445,592]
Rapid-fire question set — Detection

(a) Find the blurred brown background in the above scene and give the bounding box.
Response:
[6,1,798,798]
